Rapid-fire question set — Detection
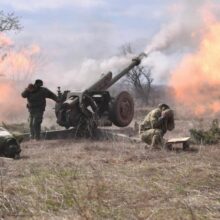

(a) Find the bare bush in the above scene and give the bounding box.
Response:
[120,44,153,104]
[0,11,21,33]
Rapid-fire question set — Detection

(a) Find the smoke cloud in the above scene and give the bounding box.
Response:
[142,0,218,83]
[139,0,220,116]
[145,0,210,54]
[143,0,220,115]
[170,19,220,116]
[50,55,133,91]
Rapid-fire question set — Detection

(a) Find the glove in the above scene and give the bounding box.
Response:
[162,109,175,131]
[162,109,174,119]
[27,84,34,92]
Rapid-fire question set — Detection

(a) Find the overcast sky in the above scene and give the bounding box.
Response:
[2,1,175,55]
[1,0,216,89]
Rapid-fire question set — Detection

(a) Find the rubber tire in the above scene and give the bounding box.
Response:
[109,91,134,127]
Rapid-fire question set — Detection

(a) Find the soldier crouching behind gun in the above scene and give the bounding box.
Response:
[21,79,58,140]
[139,103,175,149]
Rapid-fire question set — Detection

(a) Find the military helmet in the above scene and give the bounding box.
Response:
[158,103,170,110]
[34,79,43,87]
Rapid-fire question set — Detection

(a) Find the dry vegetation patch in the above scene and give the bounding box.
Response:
[0,139,219,219]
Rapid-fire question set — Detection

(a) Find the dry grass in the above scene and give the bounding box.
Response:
[0,135,219,219]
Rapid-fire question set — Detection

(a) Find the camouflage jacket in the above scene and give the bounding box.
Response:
[22,86,57,112]
[139,108,167,134]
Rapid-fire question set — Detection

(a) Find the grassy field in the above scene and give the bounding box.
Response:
[0,130,219,219]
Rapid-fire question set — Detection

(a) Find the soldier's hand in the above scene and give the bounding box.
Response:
[158,116,165,122]
[27,84,34,92]
[162,109,174,119]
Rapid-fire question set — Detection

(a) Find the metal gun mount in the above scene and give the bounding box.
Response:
[55,53,147,137]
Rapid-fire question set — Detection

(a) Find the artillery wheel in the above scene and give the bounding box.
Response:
[109,91,134,127]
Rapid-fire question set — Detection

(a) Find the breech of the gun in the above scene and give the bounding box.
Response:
[63,96,79,108]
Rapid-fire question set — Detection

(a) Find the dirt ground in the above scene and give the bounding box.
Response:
[0,118,220,220]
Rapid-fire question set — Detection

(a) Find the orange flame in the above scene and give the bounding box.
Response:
[0,35,40,120]
[0,44,40,80]
[0,80,24,120]
[170,10,220,116]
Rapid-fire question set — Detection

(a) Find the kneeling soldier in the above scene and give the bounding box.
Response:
[139,104,175,149]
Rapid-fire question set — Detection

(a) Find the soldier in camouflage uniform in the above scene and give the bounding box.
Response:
[0,127,21,159]
[139,104,175,149]
[21,79,57,140]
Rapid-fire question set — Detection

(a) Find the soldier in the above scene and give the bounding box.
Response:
[21,79,57,140]
[0,127,21,159]
[139,103,175,149]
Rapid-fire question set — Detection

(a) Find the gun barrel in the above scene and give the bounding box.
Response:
[106,53,147,89]
[87,71,112,92]
[84,53,147,92]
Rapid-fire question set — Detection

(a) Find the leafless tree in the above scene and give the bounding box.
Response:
[120,43,153,104]
[0,10,21,70]
[0,11,23,78]
[0,11,21,32]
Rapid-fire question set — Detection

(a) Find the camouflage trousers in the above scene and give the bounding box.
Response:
[29,111,44,140]
[140,129,164,149]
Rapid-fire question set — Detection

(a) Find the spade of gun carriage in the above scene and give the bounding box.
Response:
[55,53,147,136]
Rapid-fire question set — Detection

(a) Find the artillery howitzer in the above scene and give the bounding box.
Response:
[55,53,147,137]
